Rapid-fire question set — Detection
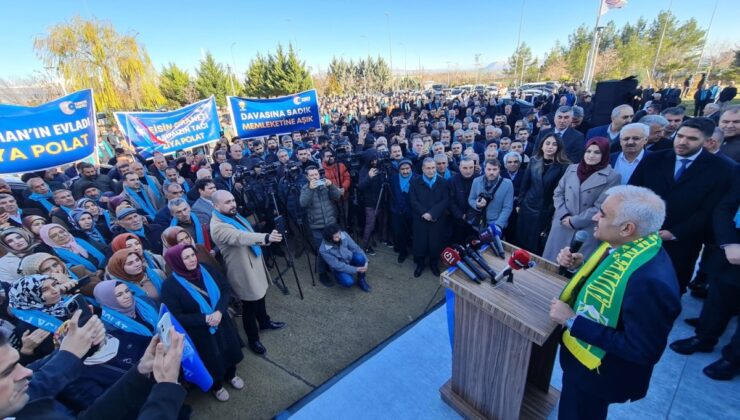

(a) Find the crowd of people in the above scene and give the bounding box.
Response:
[0,80,738,418]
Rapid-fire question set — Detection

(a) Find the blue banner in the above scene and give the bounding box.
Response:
[0,89,97,175]
[227,89,321,138]
[114,96,221,156]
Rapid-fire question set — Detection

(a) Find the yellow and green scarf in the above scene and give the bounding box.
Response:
[559,233,662,370]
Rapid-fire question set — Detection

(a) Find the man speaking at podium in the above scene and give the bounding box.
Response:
[549,185,681,419]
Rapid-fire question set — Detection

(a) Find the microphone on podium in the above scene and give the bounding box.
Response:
[558,230,590,276]
[464,242,498,281]
[494,249,535,283]
[441,247,481,284]
[452,244,490,281]
[478,224,505,258]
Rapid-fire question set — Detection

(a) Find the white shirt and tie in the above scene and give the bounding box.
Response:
[673,149,703,181]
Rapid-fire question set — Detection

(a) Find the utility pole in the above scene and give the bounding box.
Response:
[651,0,673,80]
[582,0,603,90]
[227,65,236,96]
[474,53,482,84]
[385,12,393,91]
[514,0,526,87]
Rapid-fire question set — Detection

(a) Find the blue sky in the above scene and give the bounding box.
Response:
[0,0,736,79]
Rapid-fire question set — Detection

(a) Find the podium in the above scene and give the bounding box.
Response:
[439,244,565,420]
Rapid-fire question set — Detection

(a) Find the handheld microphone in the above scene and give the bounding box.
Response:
[494,249,533,283]
[441,247,481,283]
[479,224,505,258]
[464,243,498,281]
[453,244,489,280]
[558,230,590,276]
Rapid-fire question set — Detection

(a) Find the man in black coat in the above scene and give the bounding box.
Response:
[629,117,734,293]
[536,106,586,163]
[718,106,740,162]
[670,166,740,381]
[112,207,166,254]
[448,157,477,245]
[409,157,451,278]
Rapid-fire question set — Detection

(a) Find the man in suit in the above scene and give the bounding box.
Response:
[629,117,734,293]
[703,103,721,126]
[536,106,586,163]
[551,185,681,420]
[611,123,649,184]
[638,115,674,151]
[661,107,685,140]
[191,178,218,226]
[670,166,740,380]
[586,104,635,152]
[718,105,740,162]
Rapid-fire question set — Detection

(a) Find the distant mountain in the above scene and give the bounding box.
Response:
[484,61,508,72]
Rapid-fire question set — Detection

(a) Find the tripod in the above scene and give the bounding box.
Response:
[265,183,309,299]
[240,182,291,297]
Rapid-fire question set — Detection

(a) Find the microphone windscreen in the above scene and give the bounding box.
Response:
[510,249,531,269]
[441,247,461,265]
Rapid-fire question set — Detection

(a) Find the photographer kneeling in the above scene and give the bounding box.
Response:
[319,224,370,292]
[299,166,341,287]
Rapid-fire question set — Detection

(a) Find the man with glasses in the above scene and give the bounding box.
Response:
[639,115,673,152]
[154,183,185,225]
[611,123,649,185]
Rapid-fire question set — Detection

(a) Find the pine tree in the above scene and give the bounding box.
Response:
[244,53,269,97]
[160,63,191,107]
[194,52,230,106]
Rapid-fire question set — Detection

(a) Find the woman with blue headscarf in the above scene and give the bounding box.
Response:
[39,223,106,275]
[68,208,112,250]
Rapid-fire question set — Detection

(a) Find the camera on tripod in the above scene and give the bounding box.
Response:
[370,150,392,174]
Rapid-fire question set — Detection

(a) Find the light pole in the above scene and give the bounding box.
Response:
[446,61,451,86]
[384,12,393,90]
[229,42,238,96]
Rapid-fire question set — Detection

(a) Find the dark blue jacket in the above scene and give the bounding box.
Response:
[20,350,185,419]
[560,248,681,403]
[389,173,417,215]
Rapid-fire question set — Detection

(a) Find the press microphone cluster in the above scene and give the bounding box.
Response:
[441,247,481,284]
[494,249,536,283]
[558,230,590,277]
[478,224,505,258]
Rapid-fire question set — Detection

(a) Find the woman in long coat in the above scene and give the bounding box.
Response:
[162,244,244,402]
[542,137,621,262]
[516,133,570,255]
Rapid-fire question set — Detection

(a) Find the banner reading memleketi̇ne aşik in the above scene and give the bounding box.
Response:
[227,89,321,138]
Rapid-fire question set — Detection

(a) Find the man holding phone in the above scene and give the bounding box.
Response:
[300,166,341,287]
[0,311,186,419]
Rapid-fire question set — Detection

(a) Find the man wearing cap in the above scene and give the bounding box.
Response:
[389,159,417,263]
[112,207,165,254]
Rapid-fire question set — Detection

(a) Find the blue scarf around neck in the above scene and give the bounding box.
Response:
[101,298,158,336]
[399,173,412,193]
[124,186,157,218]
[172,267,221,334]
[212,211,262,257]
[423,173,438,189]
[170,215,205,245]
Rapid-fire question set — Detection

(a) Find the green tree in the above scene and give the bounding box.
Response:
[506,42,537,83]
[194,52,230,106]
[243,53,269,97]
[563,25,592,81]
[243,44,313,97]
[648,11,705,81]
[34,15,164,111]
[160,63,192,107]
[540,42,570,81]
